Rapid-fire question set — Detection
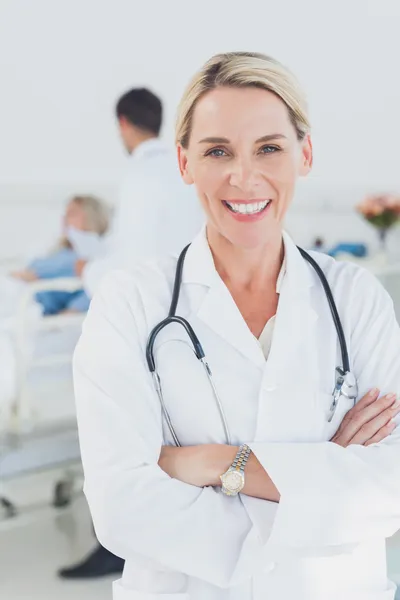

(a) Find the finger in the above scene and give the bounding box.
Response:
[362,393,399,424]
[350,400,400,445]
[351,401,400,445]
[335,388,380,442]
[341,393,397,441]
[331,391,395,446]
[334,394,396,446]
[339,388,380,429]
[364,421,397,446]
[351,388,380,414]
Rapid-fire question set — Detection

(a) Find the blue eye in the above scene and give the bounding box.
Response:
[260,145,279,154]
[206,148,227,157]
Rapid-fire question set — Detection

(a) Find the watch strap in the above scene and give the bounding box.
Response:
[230,444,251,475]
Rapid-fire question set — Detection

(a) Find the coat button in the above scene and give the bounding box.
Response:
[264,384,277,392]
[265,561,276,573]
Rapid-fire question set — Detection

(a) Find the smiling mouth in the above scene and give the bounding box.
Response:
[222,200,271,215]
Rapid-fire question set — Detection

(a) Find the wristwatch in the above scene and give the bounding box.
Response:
[220,444,251,496]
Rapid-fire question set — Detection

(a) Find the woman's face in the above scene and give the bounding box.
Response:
[63,201,87,231]
[178,86,312,249]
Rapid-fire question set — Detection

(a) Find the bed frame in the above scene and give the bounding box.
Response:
[0,277,85,521]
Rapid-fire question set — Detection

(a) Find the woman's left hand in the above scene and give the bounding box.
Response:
[158,444,237,488]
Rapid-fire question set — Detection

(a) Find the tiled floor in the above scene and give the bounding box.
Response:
[1,471,400,600]
[0,468,114,599]
[0,496,114,600]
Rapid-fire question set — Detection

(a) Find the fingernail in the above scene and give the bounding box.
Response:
[386,393,397,401]
[370,388,380,396]
[392,400,400,409]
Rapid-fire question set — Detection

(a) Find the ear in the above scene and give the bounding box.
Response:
[299,134,313,176]
[118,115,129,130]
[177,144,194,185]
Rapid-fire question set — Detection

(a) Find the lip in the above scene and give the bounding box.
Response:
[222,199,272,222]
[223,199,271,204]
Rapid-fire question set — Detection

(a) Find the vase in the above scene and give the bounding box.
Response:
[375,227,390,266]
[378,228,389,251]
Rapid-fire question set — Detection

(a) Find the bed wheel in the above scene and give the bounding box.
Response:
[53,476,74,508]
[0,496,17,519]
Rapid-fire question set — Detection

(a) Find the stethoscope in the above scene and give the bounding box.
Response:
[146,244,358,447]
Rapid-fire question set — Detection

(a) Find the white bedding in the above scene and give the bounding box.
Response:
[0,275,83,427]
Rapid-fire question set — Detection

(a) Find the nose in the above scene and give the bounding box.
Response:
[228,156,262,192]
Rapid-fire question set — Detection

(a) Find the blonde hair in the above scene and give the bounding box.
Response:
[71,195,110,235]
[57,195,110,251]
[176,51,310,148]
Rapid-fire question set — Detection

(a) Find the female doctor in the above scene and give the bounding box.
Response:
[74,52,400,600]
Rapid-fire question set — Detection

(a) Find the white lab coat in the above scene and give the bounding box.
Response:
[82,138,204,297]
[74,228,400,600]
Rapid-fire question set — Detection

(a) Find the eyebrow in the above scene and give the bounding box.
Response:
[198,134,288,144]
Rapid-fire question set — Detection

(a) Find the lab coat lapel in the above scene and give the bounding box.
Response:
[182,229,265,368]
[181,229,319,373]
[196,279,266,368]
[265,233,319,388]
[254,234,320,441]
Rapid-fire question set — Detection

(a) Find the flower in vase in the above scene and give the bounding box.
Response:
[356,193,400,230]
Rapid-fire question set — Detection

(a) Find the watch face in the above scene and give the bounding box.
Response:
[223,471,244,493]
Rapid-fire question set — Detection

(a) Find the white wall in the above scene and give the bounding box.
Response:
[0,0,399,260]
[0,0,399,188]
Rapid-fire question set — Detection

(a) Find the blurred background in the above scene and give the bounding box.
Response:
[1,0,400,598]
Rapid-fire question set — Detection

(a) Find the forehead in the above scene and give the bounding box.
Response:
[190,86,293,141]
[66,201,82,213]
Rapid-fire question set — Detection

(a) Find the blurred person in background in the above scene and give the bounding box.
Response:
[0,195,109,419]
[58,88,203,580]
[77,87,203,297]
[10,194,110,315]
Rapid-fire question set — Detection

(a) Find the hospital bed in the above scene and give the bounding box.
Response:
[0,275,85,521]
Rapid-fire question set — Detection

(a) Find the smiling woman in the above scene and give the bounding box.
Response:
[74,52,400,600]
[176,55,312,255]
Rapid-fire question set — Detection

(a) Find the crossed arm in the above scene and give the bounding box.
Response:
[158,388,400,500]
[74,269,400,588]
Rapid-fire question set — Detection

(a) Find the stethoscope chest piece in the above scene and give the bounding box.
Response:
[329,367,358,422]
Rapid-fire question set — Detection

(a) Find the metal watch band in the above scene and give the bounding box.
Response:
[231,444,251,475]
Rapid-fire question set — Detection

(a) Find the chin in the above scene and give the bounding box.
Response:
[222,222,281,251]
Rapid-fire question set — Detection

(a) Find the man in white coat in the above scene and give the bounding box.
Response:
[58,87,203,580]
[80,88,203,299]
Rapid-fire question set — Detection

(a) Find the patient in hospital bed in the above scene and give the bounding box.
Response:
[10,195,110,315]
[0,195,110,413]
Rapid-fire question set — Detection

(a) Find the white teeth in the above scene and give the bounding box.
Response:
[225,200,270,214]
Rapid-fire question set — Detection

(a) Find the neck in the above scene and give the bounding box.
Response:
[207,225,284,291]
[130,132,157,153]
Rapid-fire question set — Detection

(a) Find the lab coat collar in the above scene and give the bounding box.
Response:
[264,235,319,391]
[131,137,168,161]
[181,226,318,369]
[182,226,316,292]
[181,226,218,287]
